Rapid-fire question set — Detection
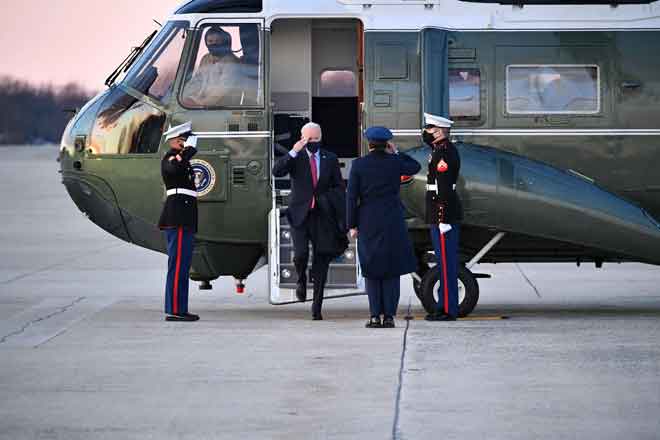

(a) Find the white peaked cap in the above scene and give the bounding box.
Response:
[424,113,454,128]
[164,121,193,141]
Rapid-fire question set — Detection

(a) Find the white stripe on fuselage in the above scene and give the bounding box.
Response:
[390,129,660,136]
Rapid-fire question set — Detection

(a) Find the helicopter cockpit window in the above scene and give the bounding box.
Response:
[449,68,481,119]
[123,21,188,103]
[180,23,262,109]
[506,65,600,115]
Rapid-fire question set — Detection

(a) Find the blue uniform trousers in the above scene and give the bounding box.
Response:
[430,225,460,317]
[164,226,194,315]
[365,277,401,318]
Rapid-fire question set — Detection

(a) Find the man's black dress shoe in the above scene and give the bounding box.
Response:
[165,313,200,322]
[382,316,395,328]
[312,314,323,321]
[424,313,457,322]
[365,317,382,328]
[296,282,307,302]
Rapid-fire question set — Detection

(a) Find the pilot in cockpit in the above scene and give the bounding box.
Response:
[198,26,239,68]
[181,26,258,107]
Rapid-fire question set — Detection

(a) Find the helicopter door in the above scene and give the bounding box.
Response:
[421,29,451,121]
[363,30,423,150]
[268,18,365,305]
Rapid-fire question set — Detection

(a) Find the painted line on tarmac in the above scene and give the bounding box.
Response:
[392,294,414,440]
[410,314,509,321]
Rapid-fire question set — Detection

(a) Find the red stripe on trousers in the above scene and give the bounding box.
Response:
[173,227,183,315]
[440,230,449,314]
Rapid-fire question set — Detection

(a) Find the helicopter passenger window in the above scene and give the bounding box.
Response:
[89,88,166,154]
[180,23,262,109]
[506,65,600,115]
[123,21,188,103]
[449,68,481,119]
[320,70,357,97]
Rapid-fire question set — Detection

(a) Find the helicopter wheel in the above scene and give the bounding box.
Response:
[412,264,428,302]
[418,264,479,318]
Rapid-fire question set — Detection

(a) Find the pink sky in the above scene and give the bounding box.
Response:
[0,0,183,92]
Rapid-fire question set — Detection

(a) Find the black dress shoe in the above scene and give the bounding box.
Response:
[365,317,382,328]
[437,314,457,321]
[382,316,395,328]
[425,313,456,322]
[165,313,200,322]
[296,282,307,302]
[312,314,323,321]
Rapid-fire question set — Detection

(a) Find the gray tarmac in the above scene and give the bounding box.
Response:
[1,146,659,440]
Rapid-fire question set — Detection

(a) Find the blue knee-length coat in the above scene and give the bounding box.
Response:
[346,150,421,279]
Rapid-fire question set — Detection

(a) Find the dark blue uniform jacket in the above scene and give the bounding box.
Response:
[425,141,463,225]
[158,148,198,233]
[346,150,421,279]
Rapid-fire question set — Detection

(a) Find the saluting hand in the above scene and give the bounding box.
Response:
[385,141,398,155]
[292,137,307,153]
[349,228,358,239]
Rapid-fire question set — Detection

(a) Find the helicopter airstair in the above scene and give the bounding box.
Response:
[268,178,364,305]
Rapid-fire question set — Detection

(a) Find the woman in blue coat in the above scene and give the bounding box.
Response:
[347,127,422,328]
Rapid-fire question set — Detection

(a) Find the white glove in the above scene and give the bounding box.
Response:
[184,135,198,149]
[439,223,452,234]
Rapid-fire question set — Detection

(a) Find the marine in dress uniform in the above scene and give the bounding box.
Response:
[346,127,421,328]
[158,122,200,322]
[272,122,345,320]
[422,113,463,322]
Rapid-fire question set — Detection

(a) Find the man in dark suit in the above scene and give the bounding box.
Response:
[272,122,344,320]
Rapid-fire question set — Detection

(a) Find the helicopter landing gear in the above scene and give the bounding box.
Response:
[235,278,246,294]
[412,231,505,317]
[199,280,213,290]
[418,265,479,317]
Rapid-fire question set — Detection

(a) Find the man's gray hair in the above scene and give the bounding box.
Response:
[301,122,322,139]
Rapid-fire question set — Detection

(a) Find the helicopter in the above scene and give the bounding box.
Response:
[59,0,660,317]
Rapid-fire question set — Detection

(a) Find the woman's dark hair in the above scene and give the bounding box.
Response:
[369,141,387,150]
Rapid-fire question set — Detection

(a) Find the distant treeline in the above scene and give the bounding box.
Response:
[0,76,95,145]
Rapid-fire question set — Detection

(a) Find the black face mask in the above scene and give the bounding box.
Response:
[306,142,321,154]
[207,44,231,57]
[422,132,436,146]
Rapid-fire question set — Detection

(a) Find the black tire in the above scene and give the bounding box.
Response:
[418,265,479,317]
[412,257,430,301]
[413,278,422,298]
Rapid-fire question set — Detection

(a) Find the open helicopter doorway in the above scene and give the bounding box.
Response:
[268,18,365,305]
